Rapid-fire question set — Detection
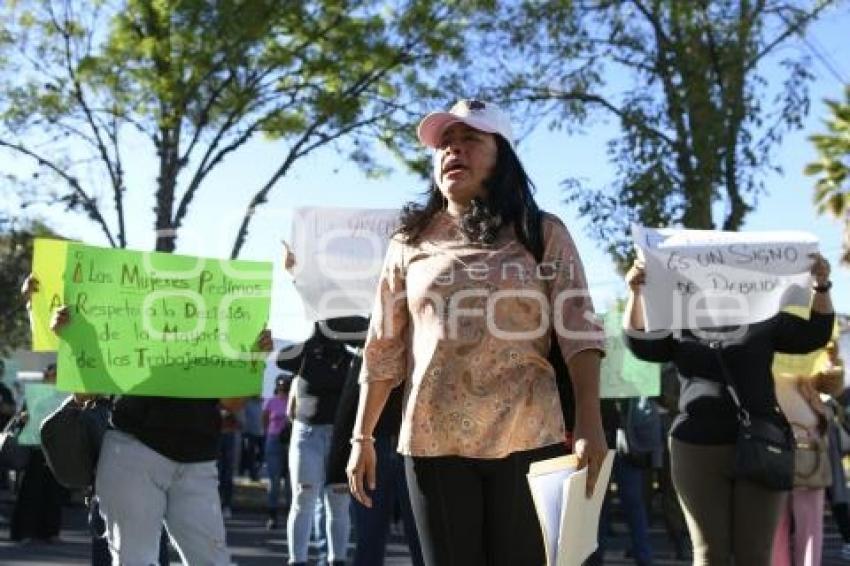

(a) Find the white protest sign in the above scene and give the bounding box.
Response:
[290,207,399,321]
[632,225,817,331]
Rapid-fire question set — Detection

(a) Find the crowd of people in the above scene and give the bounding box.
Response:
[0,99,847,566]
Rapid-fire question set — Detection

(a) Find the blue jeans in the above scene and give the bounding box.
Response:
[286,421,351,564]
[352,434,424,566]
[265,435,289,511]
[96,430,230,565]
[90,498,171,566]
[592,455,654,566]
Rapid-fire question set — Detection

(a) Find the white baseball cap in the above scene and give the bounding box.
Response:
[417,99,514,148]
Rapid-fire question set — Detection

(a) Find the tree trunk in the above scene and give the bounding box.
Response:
[681,169,715,229]
[154,129,179,253]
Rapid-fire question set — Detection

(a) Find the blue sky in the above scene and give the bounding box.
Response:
[4,7,849,343]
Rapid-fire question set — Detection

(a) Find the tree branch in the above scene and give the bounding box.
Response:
[51,2,126,245]
[229,123,320,259]
[750,0,837,68]
[0,139,116,247]
[509,87,676,147]
[229,106,393,259]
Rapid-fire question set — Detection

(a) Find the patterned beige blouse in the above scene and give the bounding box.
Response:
[360,212,605,458]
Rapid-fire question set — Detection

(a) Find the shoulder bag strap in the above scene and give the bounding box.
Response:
[711,342,751,427]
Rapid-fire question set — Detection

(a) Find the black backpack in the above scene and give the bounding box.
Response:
[529,210,576,432]
[40,396,111,490]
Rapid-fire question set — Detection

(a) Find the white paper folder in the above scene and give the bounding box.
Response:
[527,450,615,566]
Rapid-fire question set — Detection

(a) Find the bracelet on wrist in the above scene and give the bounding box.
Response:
[349,434,375,445]
[813,280,832,293]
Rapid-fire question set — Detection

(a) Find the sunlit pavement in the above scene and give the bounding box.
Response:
[1,480,849,565]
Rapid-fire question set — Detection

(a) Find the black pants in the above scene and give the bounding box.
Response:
[404,443,566,566]
[832,502,850,543]
[240,433,265,480]
[10,449,67,541]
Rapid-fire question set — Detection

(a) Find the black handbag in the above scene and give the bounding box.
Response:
[714,346,794,491]
[40,396,111,489]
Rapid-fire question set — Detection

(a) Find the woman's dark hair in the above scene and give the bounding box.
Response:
[275,375,291,393]
[397,136,543,257]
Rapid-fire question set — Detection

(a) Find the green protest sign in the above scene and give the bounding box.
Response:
[600,305,661,398]
[31,238,69,352]
[18,382,67,446]
[56,243,272,398]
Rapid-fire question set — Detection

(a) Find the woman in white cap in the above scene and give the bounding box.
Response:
[346,99,608,565]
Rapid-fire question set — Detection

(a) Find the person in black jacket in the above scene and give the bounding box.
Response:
[622,253,834,566]
[586,398,657,566]
[9,364,68,543]
[327,339,425,566]
[277,316,364,566]
[0,360,18,491]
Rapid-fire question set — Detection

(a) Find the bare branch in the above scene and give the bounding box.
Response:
[750,0,837,68]
[506,86,675,147]
[50,2,126,244]
[178,73,236,163]
[0,139,116,247]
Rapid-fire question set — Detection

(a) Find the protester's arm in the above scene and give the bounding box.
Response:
[21,274,38,310]
[347,379,394,506]
[810,252,833,316]
[621,261,676,363]
[347,237,409,507]
[50,305,70,333]
[282,241,295,274]
[623,261,646,331]
[286,381,297,420]
[540,216,608,496]
[567,349,608,496]
[47,307,96,404]
[623,330,676,363]
[770,255,835,378]
[815,365,845,397]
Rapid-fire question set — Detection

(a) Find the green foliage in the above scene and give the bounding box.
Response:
[806,86,850,263]
[0,0,479,255]
[485,0,828,267]
[0,218,56,355]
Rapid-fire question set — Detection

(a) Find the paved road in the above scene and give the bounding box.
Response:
[0,486,415,566]
[2,485,849,565]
